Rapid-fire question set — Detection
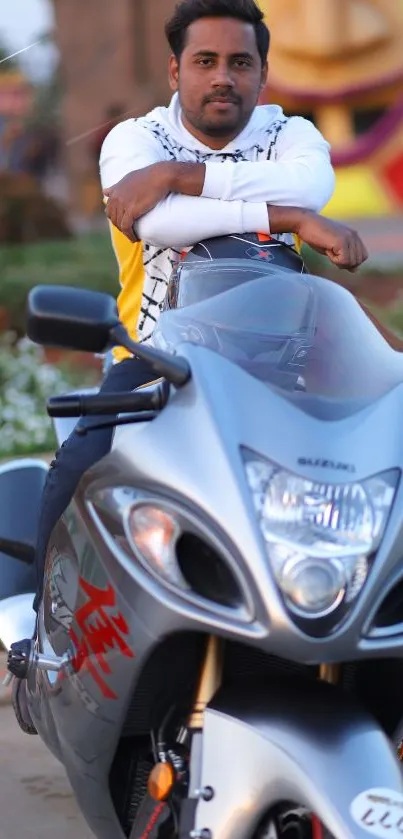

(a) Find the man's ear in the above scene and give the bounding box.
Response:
[260,61,268,90]
[168,54,180,92]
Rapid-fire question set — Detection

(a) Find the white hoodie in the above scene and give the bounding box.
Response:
[100,93,334,343]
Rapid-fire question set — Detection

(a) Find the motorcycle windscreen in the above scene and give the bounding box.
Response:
[156,261,403,402]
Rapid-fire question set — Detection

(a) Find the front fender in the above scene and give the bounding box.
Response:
[194,679,403,839]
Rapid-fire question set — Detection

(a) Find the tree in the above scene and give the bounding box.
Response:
[0,44,18,74]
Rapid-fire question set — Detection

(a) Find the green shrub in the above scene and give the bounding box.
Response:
[0,231,119,335]
[0,173,71,245]
[0,231,117,455]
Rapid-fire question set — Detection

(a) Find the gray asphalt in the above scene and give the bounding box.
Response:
[0,705,94,838]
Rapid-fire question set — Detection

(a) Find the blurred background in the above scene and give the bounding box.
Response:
[0,0,402,459]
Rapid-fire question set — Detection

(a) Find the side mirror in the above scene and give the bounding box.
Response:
[27,285,120,354]
[27,284,192,388]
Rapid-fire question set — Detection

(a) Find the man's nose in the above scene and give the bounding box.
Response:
[272,0,390,59]
[211,62,235,87]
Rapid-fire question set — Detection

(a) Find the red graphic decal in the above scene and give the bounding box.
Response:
[257,249,272,259]
[69,578,134,699]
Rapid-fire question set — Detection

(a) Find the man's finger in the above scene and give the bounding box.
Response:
[109,202,127,232]
[105,200,117,225]
[360,240,369,264]
[106,201,125,233]
[106,207,120,231]
[121,225,137,243]
[121,208,136,233]
[350,235,367,272]
[337,235,358,270]
[120,210,137,242]
[346,235,358,273]
[328,244,349,269]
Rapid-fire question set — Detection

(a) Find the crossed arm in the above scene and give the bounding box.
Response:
[100,118,335,249]
[100,119,367,270]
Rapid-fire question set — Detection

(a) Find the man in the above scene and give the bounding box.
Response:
[13,0,367,733]
[102,0,366,360]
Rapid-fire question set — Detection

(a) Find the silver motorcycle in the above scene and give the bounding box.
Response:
[1,239,403,839]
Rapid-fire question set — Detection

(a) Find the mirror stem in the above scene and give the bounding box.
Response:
[110,323,191,387]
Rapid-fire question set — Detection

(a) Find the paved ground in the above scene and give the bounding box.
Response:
[0,651,94,838]
[0,704,95,838]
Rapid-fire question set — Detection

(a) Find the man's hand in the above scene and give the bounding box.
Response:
[295,210,368,272]
[268,207,368,272]
[104,162,207,242]
[104,163,173,241]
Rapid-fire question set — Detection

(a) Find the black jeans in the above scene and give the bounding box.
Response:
[33,357,154,611]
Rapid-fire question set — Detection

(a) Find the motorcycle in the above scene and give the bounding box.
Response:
[2,237,403,839]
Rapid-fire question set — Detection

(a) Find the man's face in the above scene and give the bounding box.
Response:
[169,17,267,149]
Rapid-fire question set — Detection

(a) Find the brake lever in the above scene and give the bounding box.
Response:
[76,411,157,436]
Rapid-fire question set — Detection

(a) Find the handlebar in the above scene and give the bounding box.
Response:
[47,385,167,418]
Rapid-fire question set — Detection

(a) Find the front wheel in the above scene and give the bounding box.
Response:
[256,805,331,839]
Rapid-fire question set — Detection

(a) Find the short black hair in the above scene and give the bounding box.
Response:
[165,0,270,65]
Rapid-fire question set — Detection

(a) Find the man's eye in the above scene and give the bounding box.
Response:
[197,58,214,67]
[235,59,251,68]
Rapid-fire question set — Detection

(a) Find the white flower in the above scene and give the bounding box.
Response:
[0,334,99,456]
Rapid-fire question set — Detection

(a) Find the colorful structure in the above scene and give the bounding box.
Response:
[260,0,403,218]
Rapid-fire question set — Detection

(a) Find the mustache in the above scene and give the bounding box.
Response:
[203,92,241,105]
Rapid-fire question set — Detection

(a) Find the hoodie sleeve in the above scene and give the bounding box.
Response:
[100,119,167,187]
[136,194,269,249]
[202,117,335,213]
[100,119,270,248]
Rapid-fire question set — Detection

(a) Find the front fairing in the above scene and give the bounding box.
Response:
[82,338,403,664]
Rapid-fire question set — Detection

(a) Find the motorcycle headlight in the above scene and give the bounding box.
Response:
[243,451,399,619]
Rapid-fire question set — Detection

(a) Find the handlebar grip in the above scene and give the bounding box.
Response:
[47,397,82,417]
[47,389,163,418]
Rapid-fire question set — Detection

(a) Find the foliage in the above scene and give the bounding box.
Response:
[0,173,71,245]
[0,332,99,457]
[0,44,17,73]
[0,232,118,334]
[0,232,115,456]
